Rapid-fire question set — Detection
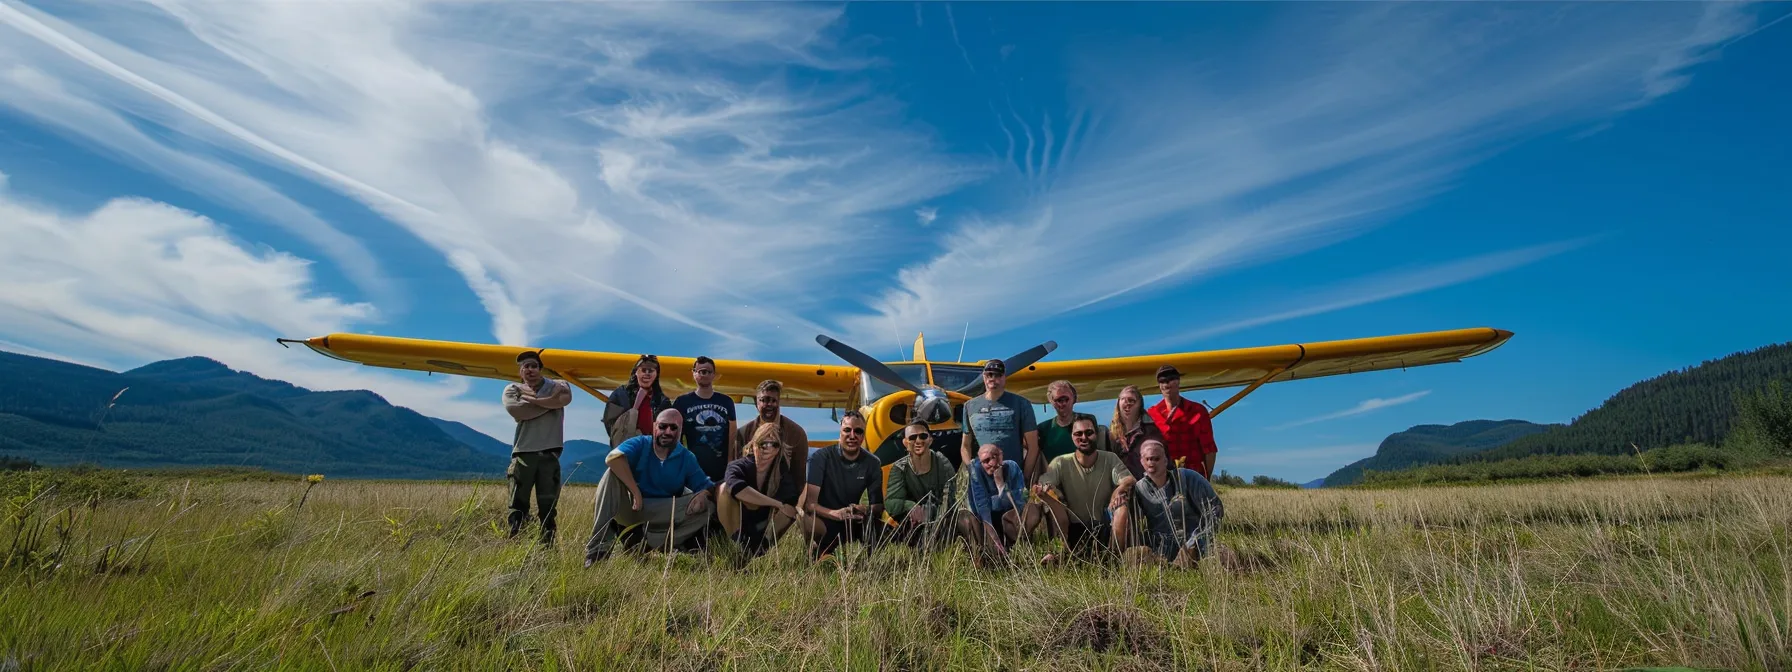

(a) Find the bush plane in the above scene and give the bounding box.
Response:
[280,326,1513,468]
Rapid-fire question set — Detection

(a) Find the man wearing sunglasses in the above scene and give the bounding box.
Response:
[504,350,572,544]
[1025,380,1100,537]
[583,408,717,566]
[1032,416,1135,564]
[1147,364,1218,480]
[800,410,885,561]
[883,421,958,549]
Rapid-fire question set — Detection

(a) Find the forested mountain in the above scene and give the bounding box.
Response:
[1467,341,1792,462]
[1322,419,1556,486]
[0,351,506,479]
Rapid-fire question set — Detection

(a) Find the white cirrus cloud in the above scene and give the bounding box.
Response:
[0,0,990,353]
[1271,391,1434,431]
[0,190,514,438]
[840,3,1763,349]
[915,206,939,227]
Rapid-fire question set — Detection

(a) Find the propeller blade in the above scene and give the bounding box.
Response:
[956,340,1059,393]
[1003,340,1058,371]
[816,335,921,393]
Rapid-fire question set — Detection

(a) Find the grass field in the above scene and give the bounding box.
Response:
[3,469,1788,671]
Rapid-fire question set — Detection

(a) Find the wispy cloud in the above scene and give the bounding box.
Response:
[0,190,513,438]
[0,0,988,353]
[1272,391,1433,430]
[844,3,1760,349]
[915,206,938,227]
[1137,237,1595,351]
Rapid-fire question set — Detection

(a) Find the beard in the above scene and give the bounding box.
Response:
[1075,444,1096,455]
[655,434,678,448]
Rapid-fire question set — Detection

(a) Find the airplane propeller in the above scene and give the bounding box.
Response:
[954,340,1058,394]
[815,335,921,394]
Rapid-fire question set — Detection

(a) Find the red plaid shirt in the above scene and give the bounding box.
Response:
[1148,396,1216,477]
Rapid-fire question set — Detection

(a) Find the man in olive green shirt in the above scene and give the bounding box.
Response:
[504,350,572,544]
[1026,380,1099,537]
[884,421,958,550]
[1032,416,1134,563]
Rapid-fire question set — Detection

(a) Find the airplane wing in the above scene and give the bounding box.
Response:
[283,333,860,407]
[1000,327,1513,404]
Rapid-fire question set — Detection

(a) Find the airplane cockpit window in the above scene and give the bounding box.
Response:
[862,364,931,403]
[929,364,984,397]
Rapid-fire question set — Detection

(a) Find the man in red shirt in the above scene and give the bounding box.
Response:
[1147,365,1216,479]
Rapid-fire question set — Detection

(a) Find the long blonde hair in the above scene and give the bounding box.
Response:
[1110,384,1144,447]
[749,422,784,493]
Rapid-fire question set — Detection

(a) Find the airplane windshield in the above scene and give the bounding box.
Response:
[929,364,985,396]
[864,364,931,402]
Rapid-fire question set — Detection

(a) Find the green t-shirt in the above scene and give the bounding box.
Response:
[1041,449,1132,524]
[1036,412,1096,462]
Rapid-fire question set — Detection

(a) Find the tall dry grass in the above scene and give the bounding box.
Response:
[2,471,1786,670]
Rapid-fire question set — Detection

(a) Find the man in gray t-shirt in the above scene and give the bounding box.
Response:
[960,358,1040,477]
[504,350,572,544]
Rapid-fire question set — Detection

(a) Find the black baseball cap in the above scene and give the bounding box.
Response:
[982,359,1006,374]
[1155,364,1180,380]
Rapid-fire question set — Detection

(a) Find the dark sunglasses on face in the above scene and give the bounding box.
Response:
[905,433,929,441]
[840,426,864,435]
[1051,396,1071,404]
[655,423,680,431]
[1072,430,1096,437]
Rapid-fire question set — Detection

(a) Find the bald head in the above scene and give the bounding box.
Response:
[1140,439,1169,477]
[653,408,684,448]
[977,443,1004,476]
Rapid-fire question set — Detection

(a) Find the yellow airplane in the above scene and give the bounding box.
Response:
[280,326,1512,468]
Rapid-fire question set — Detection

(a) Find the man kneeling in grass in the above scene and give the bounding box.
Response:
[583,409,716,567]
[1032,416,1135,565]
[961,442,1027,566]
[800,410,886,561]
[1128,439,1223,567]
[719,423,801,558]
[884,421,959,551]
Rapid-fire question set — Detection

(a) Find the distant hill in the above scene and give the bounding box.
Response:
[430,417,513,458]
[1468,341,1792,462]
[1322,419,1557,487]
[0,351,505,479]
[1300,478,1326,489]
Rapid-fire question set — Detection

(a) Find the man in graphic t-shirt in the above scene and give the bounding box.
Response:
[673,356,738,484]
[960,358,1039,477]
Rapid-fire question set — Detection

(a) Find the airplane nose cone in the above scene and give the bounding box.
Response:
[915,389,953,425]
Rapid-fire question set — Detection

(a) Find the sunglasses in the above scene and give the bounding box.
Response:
[1051,396,1072,404]
[1072,430,1097,437]
[904,433,929,441]
[840,426,864,435]
[655,423,680,431]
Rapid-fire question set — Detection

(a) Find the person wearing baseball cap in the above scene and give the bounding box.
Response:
[959,356,1040,485]
[1146,363,1218,480]
[504,350,572,544]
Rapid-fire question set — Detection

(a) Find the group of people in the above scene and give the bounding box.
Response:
[501,350,1225,569]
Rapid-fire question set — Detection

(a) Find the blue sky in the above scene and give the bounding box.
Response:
[2,1,1788,483]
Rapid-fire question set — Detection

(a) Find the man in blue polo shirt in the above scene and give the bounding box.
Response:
[583,408,716,566]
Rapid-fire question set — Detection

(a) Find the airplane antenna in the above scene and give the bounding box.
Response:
[888,317,908,361]
[957,322,970,362]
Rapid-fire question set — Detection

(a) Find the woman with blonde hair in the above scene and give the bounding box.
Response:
[1108,385,1161,480]
[718,422,801,556]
